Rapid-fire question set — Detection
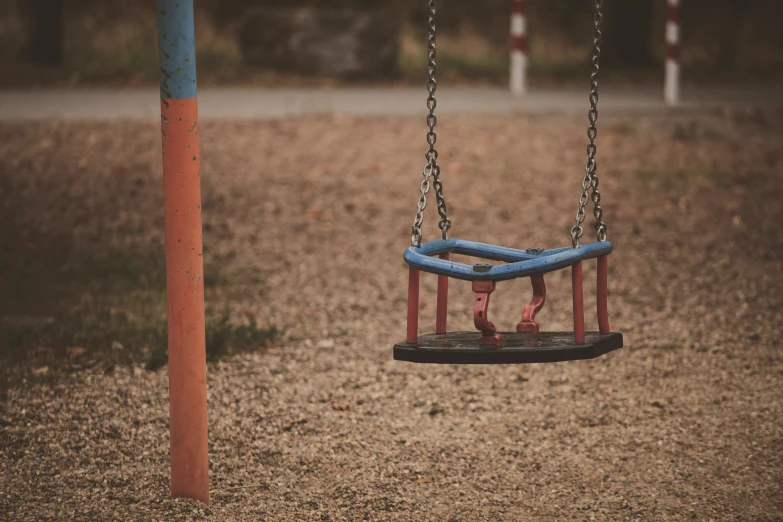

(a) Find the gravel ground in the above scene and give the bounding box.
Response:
[1,108,782,521]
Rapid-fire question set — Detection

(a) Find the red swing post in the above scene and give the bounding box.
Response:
[597,254,610,334]
[406,267,421,343]
[435,253,449,334]
[572,261,585,343]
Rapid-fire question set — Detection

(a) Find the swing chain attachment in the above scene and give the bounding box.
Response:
[411,0,451,247]
[571,0,607,248]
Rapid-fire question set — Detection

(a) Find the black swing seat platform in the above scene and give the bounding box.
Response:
[394,331,623,365]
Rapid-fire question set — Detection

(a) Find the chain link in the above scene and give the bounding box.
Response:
[411,0,451,247]
[571,0,607,247]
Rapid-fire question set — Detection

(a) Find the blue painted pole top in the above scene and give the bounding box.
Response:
[157,0,198,100]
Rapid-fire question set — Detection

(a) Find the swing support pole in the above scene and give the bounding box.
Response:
[157,0,209,504]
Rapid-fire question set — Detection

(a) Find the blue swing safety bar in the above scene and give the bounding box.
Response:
[404,238,613,281]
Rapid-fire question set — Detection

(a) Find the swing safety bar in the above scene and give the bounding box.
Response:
[404,238,613,281]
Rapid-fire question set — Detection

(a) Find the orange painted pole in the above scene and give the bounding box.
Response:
[157,0,209,504]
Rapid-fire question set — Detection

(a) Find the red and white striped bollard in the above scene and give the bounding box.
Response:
[510,0,527,96]
[664,0,680,105]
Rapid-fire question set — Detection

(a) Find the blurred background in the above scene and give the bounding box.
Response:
[2,2,783,518]
[0,0,782,383]
[1,0,782,88]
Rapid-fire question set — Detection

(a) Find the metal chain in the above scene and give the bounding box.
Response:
[411,0,451,247]
[571,0,607,248]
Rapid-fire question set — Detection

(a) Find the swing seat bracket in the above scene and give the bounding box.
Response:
[472,280,503,347]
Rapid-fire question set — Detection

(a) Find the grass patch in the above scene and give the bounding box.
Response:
[671,121,699,142]
[526,60,588,81]
[1,315,167,370]
[145,315,279,371]
[678,169,732,189]
[2,310,278,377]
[0,224,277,386]
[632,168,734,191]
[633,169,657,183]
